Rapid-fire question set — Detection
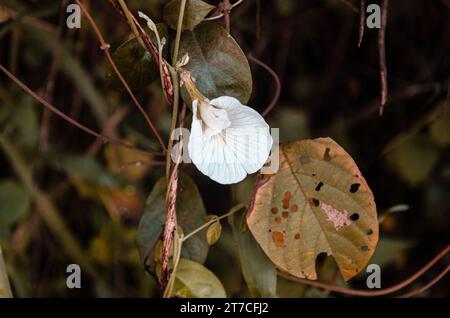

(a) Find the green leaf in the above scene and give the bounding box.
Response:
[163,0,215,31]
[173,258,226,298]
[385,134,439,187]
[179,21,252,105]
[206,220,221,245]
[0,180,30,227]
[105,24,168,92]
[247,138,379,281]
[229,209,277,297]
[137,173,209,268]
[0,247,13,298]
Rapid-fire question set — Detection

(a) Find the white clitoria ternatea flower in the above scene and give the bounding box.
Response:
[180,71,273,185]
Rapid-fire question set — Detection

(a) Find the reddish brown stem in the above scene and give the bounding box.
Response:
[279,244,450,297]
[378,0,389,115]
[223,0,232,33]
[105,0,174,104]
[358,0,365,47]
[397,264,450,298]
[75,0,167,152]
[0,64,161,157]
[248,54,281,117]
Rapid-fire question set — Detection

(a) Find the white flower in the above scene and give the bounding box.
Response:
[188,96,273,184]
[181,71,272,185]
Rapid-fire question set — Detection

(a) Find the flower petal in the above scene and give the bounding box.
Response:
[188,97,273,184]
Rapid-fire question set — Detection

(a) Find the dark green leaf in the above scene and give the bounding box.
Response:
[229,208,277,297]
[179,22,252,105]
[164,0,215,31]
[137,173,209,268]
[105,24,168,92]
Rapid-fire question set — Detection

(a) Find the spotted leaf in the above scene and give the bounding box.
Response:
[247,138,378,281]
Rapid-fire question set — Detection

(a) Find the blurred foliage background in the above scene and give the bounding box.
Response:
[0,0,449,297]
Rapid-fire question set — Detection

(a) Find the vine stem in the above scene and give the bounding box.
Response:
[248,54,281,117]
[161,0,187,296]
[397,264,450,298]
[279,244,450,297]
[163,203,245,297]
[117,0,145,49]
[75,0,167,152]
[0,64,160,157]
[204,0,245,21]
[182,203,247,242]
[378,0,389,115]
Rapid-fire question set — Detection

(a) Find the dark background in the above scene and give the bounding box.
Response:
[0,0,449,297]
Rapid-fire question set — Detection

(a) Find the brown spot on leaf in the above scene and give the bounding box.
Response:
[282,211,289,218]
[275,216,282,224]
[271,207,278,214]
[366,229,373,235]
[360,245,369,252]
[350,183,360,193]
[324,147,331,161]
[272,231,285,248]
[290,204,298,212]
[315,182,324,191]
[282,191,292,209]
[294,233,300,239]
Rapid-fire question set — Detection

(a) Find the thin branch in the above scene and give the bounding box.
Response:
[248,53,281,117]
[336,0,359,13]
[358,0,365,47]
[0,64,161,157]
[398,265,450,298]
[75,0,167,152]
[119,159,165,172]
[182,203,246,242]
[160,0,186,293]
[204,0,245,21]
[279,244,450,297]
[378,0,389,115]
[223,0,232,33]
[106,0,174,104]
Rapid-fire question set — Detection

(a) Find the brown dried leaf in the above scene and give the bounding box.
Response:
[247,138,379,281]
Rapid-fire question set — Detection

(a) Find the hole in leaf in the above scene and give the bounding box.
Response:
[366,229,373,235]
[350,183,360,193]
[323,147,331,161]
[315,182,324,191]
[350,213,360,221]
[312,198,320,207]
[360,245,369,252]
